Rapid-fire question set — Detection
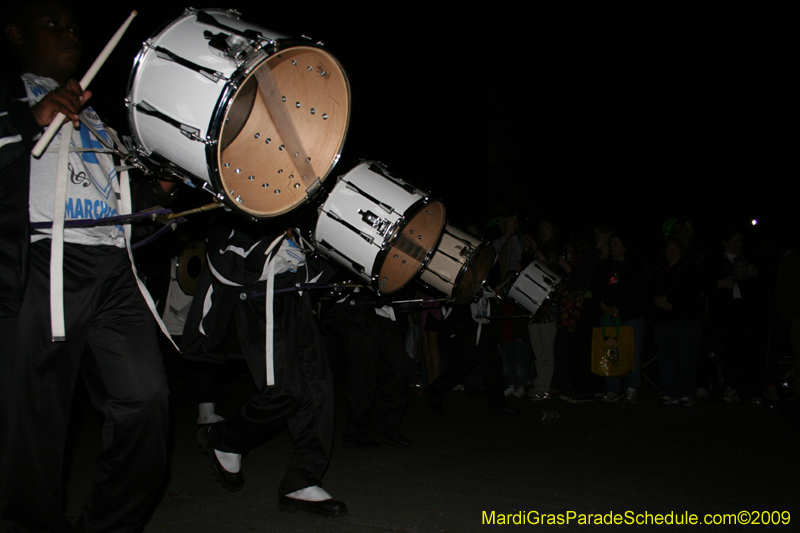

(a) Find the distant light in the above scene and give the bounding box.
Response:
[752,219,758,226]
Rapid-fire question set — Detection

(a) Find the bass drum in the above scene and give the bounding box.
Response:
[127,8,350,219]
[506,260,563,315]
[313,161,445,294]
[418,223,496,305]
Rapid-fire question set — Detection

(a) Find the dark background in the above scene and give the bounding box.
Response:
[486,4,793,250]
[5,2,795,254]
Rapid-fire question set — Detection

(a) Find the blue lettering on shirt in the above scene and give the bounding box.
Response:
[29,85,48,98]
[63,196,121,231]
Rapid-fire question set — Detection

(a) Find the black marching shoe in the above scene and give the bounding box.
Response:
[278,495,348,518]
[197,425,244,492]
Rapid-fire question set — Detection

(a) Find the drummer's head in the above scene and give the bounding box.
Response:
[5,1,81,86]
[500,216,518,238]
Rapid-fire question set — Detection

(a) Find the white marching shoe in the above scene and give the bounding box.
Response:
[278,486,348,517]
[197,402,225,425]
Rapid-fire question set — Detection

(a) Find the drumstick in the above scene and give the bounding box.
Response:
[156,201,224,223]
[31,10,138,158]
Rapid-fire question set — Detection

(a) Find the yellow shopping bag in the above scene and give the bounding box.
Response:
[591,317,634,378]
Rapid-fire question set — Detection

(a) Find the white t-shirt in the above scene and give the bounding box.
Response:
[24,74,125,247]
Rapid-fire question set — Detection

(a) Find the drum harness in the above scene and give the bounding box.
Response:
[35,118,181,350]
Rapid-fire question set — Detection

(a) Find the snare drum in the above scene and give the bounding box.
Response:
[313,161,445,294]
[506,260,563,315]
[418,224,496,305]
[127,8,350,218]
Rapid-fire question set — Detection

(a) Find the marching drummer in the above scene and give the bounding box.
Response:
[187,224,348,518]
[1,2,175,531]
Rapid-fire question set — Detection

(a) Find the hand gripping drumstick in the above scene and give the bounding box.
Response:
[31,10,138,158]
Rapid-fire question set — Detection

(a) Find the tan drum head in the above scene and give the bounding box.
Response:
[452,243,496,305]
[377,200,446,293]
[218,45,350,218]
[176,241,206,296]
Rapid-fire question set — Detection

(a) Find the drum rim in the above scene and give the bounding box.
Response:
[450,240,496,305]
[371,197,446,294]
[206,42,351,219]
[125,9,181,106]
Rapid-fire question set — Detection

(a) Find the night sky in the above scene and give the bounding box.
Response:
[17,2,793,252]
[487,4,793,247]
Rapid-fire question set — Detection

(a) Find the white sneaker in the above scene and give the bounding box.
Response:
[504,386,515,397]
[602,392,621,403]
[623,388,638,405]
[513,386,526,398]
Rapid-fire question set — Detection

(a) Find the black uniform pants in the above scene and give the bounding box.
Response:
[428,312,505,409]
[0,241,169,533]
[325,304,410,441]
[210,277,334,496]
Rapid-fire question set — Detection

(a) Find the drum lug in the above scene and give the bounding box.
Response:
[132,100,215,146]
[344,180,397,215]
[206,31,244,62]
[118,135,150,175]
[179,124,206,144]
[186,7,243,19]
[200,181,226,203]
[241,48,269,73]
[205,30,270,72]
[358,209,390,238]
[148,42,227,83]
[323,210,375,246]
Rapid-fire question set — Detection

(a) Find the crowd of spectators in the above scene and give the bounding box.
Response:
[400,215,800,410]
